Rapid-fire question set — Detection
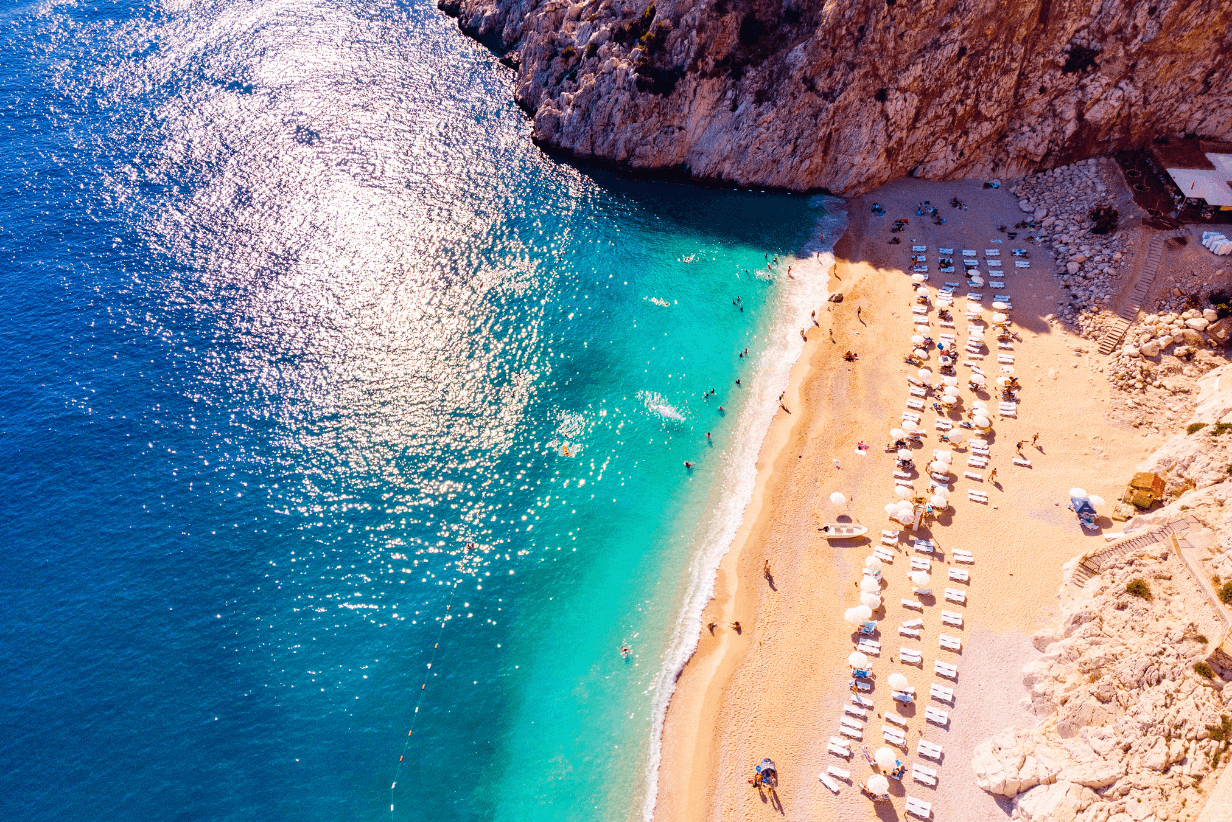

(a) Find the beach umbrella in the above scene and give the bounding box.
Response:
[884,504,899,518]
[933,486,950,499]
[930,494,948,508]
[913,348,927,358]
[939,356,953,366]
[860,592,882,610]
[915,284,929,294]
[943,375,958,386]
[866,774,890,796]
[918,369,932,381]
[944,385,959,397]
[972,400,987,409]
[911,571,930,586]
[860,576,881,594]
[992,301,1008,310]
[864,556,882,571]
[1070,488,1088,499]
[993,312,1008,323]
[997,375,1011,387]
[974,418,990,431]
[854,604,873,621]
[898,448,912,460]
[874,747,898,770]
[911,334,925,345]
[1090,495,1106,507]
[941,395,957,406]
[844,607,864,625]
[929,461,947,473]
[849,651,869,667]
[911,273,926,283]
[887,672,911,691]
[895,485,912,499]
[890,428,906,440]
[1001,365,1015,375]
[935,452,952,464]
[948,429,964,443]
[831,492,847,506]
[970,374,986,386]
[970,277,984,286]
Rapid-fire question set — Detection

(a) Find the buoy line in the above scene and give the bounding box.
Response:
[388,576,461,813]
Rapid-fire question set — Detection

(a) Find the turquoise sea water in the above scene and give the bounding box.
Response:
[0,2,838,820]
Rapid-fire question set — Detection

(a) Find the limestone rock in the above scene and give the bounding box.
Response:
[1139,340,1160,358]
[1187,317,1210,331]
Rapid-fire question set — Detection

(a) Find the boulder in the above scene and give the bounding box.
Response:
[1067,261,1081,275]
[828,292,844,303]
[1019,199,1035,213]
[1139,340,1160,358]
[1203,308,1219,322]
[1207,316,1232,343]
[1187,317,1210,331]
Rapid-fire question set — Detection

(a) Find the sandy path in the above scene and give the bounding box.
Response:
[654,179,1167,822]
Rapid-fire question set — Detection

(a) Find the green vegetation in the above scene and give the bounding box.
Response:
[1188,422,1208,434]
[1194,662,1215,679]
[1207,714,1232,742]
[1219,580,1232,605]
[1126,578,1153,600]
[1196,634,1209,644]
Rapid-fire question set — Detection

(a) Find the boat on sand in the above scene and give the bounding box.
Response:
[820,523,868,539]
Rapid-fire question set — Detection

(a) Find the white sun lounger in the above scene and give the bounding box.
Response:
[953,549,973,564]
[947,568,968,583]
[912,305,928,315]
[912,763,938,786]
[934,660,958,679]
[935,419,952,431]
[899,626,921,638]
[828,765,851,780]
[1015,260,1030,268]
[984,249,1000,256]
[839,725,862,740]
[852,693,873,708]
[910,386,926,398]
[906,796,933,819]
[945,588,966,604]
[998,341,1014,350]
[885,710,909,727]
[914,587,933,599]
[875,547,895,562]
[903,411,921,423]
[968,489,988,503]
[961,249,976,256]
[998,354,1014,364]
[1000,404,1018,417]
[911,557,931,571]
[930,683,954,702]
[902,618,923,629]
[964,470,983,481]
[901,598,923,611]
[917,740,944,761]
[1013,457,1032,467]
[925,706,949,726]
[966,293,983,301]
[941,609,964,626]
[858,639,881,655]
[907,398,925,410]
[939,247,954,255]
[900,647,922,663]
[914,539,936,553]
[819,771,841,793]
[967,456,988,468]
[912,245,927,252]
[883,726,907,746]
[990,281,1005,288]
[970,443,989,454]
[840,716,863,731]
[829,740,852,758]
[987,259,1002,267]
[939,634,962,652]
[939,318,955,328]
[844,705,867,720]
[929,471,950,483]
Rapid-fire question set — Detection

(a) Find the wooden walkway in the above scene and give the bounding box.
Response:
[1071,516,1198,585]
[1097,228,1190,355]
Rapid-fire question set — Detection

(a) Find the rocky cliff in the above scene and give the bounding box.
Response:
[439,0,1232,193]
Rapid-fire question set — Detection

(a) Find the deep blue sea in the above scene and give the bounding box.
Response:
[0,2,838,820]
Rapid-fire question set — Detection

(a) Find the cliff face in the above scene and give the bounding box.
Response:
[438,0,1232,193]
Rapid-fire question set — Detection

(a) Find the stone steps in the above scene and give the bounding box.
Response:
[1096,228,1188,355]
[1072,518,1193,586]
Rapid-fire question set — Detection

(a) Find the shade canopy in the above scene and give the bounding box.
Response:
[874,747,898,769]
[948,429,964,443]
[898,449,913,460]
[860,576,881,594]
[930,494,948,507]
[888,672,911,690]
[910,571,930,586]
[849,651,869,667]
[895,485,912,499]
[860,592,882,610]
[1089,495,1106,507]
[866,774,890,795]
[865,556,882,571]
[918,369,932,380]
[831,492,847,506]
[890,428,906,439]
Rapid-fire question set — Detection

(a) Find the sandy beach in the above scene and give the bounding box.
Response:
[654,178,1168,822]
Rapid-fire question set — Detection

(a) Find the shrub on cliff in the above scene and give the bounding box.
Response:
[1090,205,1119,235]
[1126,578,1152,600]
[1219,580,1232,605]
[1194,661,1215,679]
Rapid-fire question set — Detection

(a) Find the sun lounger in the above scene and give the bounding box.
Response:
[882,726,907,746]
[910,386,926,398]
[953,549,973,564]
[966,352,984,360]
[1000,403,1018,417]
[912,245,927,252]
[912,763,938,787]
[967,456,988,468]
[939,247,954,255]
[899,626,921,638]
[929,683,953,702]
[901,618,923,629]
[939,318,955,328]
[945,588,966,604]
[968,489,988,503]
[1011,248,1027,256]
[934,660,958,679]
[990,281,1005,288]
[924,706,949,726]
[964,470,983,481]
[913,586,933,597]
[935,419,952,430]
[961,249,976,256]
[819,771,841,793]
[914,539,935,554]
[984,249,1000,256]
[929,472,950,483]
[966,293,983,301]
[852,693,874,708]
[900,647,922,664]
[892,691,914,704]
[840,716,863,731]
[910,557,931,571]
[844,705,867,720]
[1015,260,1030,268]
[829,740,852,758]
[849,678,872,691]
[941,611,964,629]
[858,639,881,655]
[901,599,922,611]
[917,740,944,761]
[839,725,862,740]
[998,341,1014,350]
[912,266,929,274]
[828,765,851,780]
[885,710,909,727]
[987,260,1002,268]
[894,469,912,480]
[906,796,933,819]
[907,398,925,410]
[998,354,1014,364]
[903,411,921,423]
[939,634,962,652]
[947,568,968,583]
[939,266,955,273]
[875,547,895,562]
[1013,457,1032,467]
[912,305,928,315]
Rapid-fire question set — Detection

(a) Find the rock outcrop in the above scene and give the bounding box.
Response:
[439,0,1232,193]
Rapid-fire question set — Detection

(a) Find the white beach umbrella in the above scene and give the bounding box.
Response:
[948,429,964,444]
[992,301,1008,310]
[972,400,988,409]
[890,428,906,440]
[887,672,911,691]
[844,607,864,625]
[916,325,931,335]
[1070,488,1088,499]
[895,485,912,499]
[997,375,1011,387]
[849,651,869,667]
[970,374,986,386]
[943,375,958,386]
[918,369,932,381]
[866,774,890,796]
[944,385,960,397]
[910,571,930,586]
[854,604,873,621]
[864,556,882,571]
[929,461,948,473]
[860,592,882,610]
[831,492,847,506]
[969,277,984,287]
[993,312,1008,323]
[897,513,915,526]
[936,452,952,464]
[913,347,928,358]
[884,503,899,516]
[915,284,929,294]
[930,494,948,508]
[898,449,913,460]
[911,334,925,345]
[1001,365,1015,375]
[860,576,881,594]
[874,747,898,770]
[933,486,950,499]
[941,395,957,406]
[911,273,926,283]
[1089,495,1106,507]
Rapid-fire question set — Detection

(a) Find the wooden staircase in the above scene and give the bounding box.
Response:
[1096,228,1190,355]
[1070,517,1196,586]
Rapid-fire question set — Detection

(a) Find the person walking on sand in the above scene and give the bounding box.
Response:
[731,621,741,632]
[1032,433,1039,447]
[1015,441,1025,456]
[763,560,772,579]
[989,468,997,484]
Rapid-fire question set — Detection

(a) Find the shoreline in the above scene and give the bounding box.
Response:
[652,178,1165,822]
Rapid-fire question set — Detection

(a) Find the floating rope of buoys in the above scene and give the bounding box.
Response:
[388,575,461,813]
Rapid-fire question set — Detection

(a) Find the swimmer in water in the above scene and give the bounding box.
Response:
[683,461,693,469]
[620,644,631,658]
[561,445,571,457]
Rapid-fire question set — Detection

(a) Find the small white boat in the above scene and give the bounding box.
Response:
[821,523,868,539]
